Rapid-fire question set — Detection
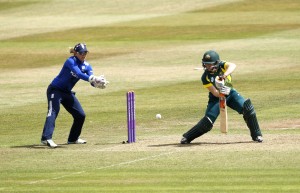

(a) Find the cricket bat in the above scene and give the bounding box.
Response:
[216,75,228,134]
[219,93,228,133]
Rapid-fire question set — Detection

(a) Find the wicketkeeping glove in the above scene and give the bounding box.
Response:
[220,86,231,95]
[94,75,109,89]
[88,75,97,84]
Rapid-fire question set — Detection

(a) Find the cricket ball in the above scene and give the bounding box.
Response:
[156,114,162,119]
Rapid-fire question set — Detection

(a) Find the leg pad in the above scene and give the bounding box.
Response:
[182,116,213,143]
[243,99,262,140]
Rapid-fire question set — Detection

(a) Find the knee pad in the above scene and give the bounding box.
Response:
[201,116,214,133]
[243,98,255,119]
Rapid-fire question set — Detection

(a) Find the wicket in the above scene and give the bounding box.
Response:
[126,91,136,143]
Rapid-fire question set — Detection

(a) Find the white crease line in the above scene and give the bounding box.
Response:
[27,149,181,185]
[97,150,180,170]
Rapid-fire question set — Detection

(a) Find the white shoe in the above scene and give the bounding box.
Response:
[255,136,263,143]
[41,139,58,148]
[180,137,191,144]
[68,138,87,144]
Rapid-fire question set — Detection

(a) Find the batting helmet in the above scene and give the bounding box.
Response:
[202,50,220,70]
[202,50,220,64]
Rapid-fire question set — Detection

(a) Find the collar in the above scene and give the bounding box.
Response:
[74,56,84,64]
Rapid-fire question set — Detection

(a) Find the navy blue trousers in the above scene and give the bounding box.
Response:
[205,89,245,123]
[41,85,86,142]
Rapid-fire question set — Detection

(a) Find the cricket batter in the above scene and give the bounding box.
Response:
[181,50,263,144]
[41,43,109,148]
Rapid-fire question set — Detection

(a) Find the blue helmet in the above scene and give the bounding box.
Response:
[74,43,88,53]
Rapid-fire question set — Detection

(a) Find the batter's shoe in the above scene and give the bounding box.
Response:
[68,138,87,144]
[180,137,191,144]
[254,136,263,143]
[41,139,58,148]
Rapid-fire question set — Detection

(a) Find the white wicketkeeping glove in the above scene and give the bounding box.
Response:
[220,86,231,95]
[88,75,97,84]
[95,75,109,89]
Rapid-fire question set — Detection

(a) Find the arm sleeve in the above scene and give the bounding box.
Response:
[220,61,233,88]
[201,73,213,88]
[223,62,229,70]
[65,59,90,81]
[85,65,96,87]
[219,61,227,72]
[85,64,94,77]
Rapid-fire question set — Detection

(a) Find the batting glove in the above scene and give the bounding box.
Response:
[220,86,231,95]
[218,75,227,81]
[215,76,225,90]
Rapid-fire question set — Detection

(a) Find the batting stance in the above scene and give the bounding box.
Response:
[41,43,109,148]
[181,50,263,144]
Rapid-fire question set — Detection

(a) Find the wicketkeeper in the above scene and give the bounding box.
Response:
[181,50,263,144]
[41,43,109,148]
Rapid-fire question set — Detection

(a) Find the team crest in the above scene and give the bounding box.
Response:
[211,77,214,82]
[205,54,211,60]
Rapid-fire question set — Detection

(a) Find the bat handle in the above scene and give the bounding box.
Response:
[219,75,226,81]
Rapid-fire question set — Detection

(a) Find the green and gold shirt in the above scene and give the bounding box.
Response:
[201,61,233,98]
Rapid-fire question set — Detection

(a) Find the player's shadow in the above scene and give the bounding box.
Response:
[149,141,254,147]
[11,144,67,149]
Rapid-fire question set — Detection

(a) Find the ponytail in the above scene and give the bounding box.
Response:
[69,47,75,54]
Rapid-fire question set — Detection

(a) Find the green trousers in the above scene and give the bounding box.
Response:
[205,89,244,123]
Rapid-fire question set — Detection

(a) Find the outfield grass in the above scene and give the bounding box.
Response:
[0,0,300,192]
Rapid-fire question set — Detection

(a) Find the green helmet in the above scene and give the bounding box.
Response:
[202,50,220,65]
[202,50,220,72]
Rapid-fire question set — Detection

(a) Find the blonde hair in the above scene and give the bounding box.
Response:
[69,47,76,54]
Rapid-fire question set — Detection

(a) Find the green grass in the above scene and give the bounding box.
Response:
[0,1,39,11]
[192,0,300,12]
[0,0,300,192]
[7,24,300,43]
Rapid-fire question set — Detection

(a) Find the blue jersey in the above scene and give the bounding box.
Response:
[50,56,93,92]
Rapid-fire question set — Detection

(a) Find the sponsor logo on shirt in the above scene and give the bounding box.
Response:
[70,71,78,78]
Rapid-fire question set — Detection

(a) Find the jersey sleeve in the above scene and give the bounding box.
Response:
[201,73,213,88]
[85,64,94,76]
[224,62,229,70]
[220,61,233,88]
[65,58,90,81]
[219,61,227,72]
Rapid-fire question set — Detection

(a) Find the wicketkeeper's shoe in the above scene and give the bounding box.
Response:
[254,136,263,143]
[68,138,87,144]
[41,139,58,148]
[180,137,191,144]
